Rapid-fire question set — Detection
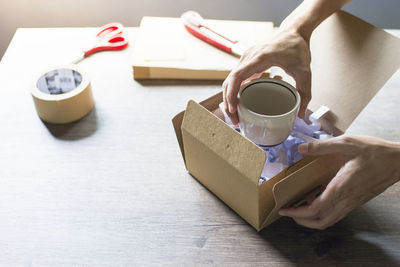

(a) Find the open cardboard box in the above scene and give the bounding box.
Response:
[172,11,400,231]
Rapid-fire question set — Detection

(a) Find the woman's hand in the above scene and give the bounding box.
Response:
[222,28,312,126]
[279,135,400,230]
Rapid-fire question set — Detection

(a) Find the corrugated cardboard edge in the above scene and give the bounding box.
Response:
[132,66,151,79]
[133,66,231,80]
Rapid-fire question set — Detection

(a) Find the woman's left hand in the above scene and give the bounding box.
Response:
[279,135,400,230]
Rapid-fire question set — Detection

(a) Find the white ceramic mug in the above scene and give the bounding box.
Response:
[237,78,300,146]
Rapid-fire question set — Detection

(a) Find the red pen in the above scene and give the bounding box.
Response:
[181,11,246,57]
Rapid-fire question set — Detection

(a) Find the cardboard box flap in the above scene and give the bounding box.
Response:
[260,154,343,229]
[181,100,266,185]
[172,111,186,164]
[172,91,237,166]
[257,155,316,229]
[309,11,400,133]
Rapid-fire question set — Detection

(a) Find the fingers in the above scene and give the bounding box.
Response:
[222,80,239,126]
[222,73,241,126]
[279,183,343,230]
[279,186,332,219]
[278,163,363,230]
[225,73,242,114]
[292,69,311,118]
[223,30,314,125]
[223,59,272,126]
[222,72,242,126]
[242,72,263,85]
[279,204,319,220]
[298,136,355,156]
[292,211,346,230]
[284,193,348,230]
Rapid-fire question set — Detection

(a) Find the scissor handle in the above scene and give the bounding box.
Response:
[96,22,124,38]
[84,33,128,56]
[84,22,129,56]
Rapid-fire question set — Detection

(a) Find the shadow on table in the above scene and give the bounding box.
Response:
[258,207,399,265]
[43,107,98,140]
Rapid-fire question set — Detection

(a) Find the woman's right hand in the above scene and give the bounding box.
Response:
[222,28,312,126]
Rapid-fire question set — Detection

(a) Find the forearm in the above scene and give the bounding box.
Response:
[280,0,352,41]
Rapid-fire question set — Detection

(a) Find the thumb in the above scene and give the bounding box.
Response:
[298,137,352,156]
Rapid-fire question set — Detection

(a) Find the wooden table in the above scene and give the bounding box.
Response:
[0,27,399,266]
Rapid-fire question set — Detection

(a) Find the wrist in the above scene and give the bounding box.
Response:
[383,140,400,177]
[279,15,314,43]
[279,0,352,44]
[392,142,400,174]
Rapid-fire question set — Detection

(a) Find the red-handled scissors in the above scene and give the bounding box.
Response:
[71,22,129,64]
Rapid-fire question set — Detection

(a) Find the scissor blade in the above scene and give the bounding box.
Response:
[70,52,85,64]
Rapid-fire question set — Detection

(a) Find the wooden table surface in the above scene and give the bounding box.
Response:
[0,27,399,266]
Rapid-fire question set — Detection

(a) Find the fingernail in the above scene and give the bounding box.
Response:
[298,143,308,154]
[228,104,233,113]
[228,104,234,113]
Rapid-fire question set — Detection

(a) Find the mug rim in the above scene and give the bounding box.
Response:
[239,78,301,118]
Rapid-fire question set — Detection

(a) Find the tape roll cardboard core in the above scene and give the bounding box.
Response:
[31,65,94,124]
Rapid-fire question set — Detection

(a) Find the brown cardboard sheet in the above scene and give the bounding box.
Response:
[132,16,274,80]
[309,11,400,133]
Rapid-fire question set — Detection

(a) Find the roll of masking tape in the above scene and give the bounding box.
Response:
[31,65,94,124]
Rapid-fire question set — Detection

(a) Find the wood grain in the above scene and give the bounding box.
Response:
[0,28,399,266]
